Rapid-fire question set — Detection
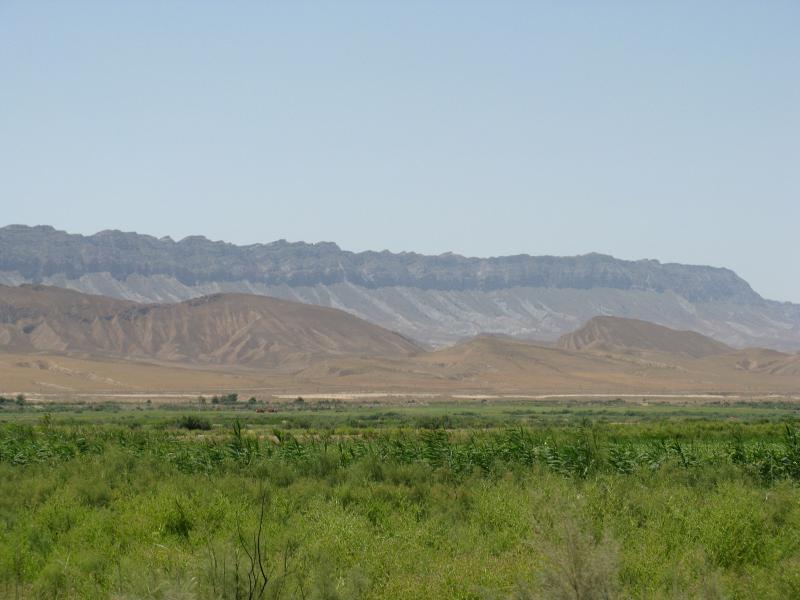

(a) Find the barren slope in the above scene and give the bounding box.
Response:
[557,316,732,358]
[0,285,797,398]
[0,285,421,367]
[287,334,800,395]
[1,337,798,398]
[701,348,800,377]
[0,352,264,395]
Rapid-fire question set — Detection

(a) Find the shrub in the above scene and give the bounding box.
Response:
[211,393,238,405]
[177,415,212,431]
[517,522,619,600]
[163,500,193,539]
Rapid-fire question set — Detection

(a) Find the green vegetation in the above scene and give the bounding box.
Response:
[212,393,239,405]
[1,401,800,598]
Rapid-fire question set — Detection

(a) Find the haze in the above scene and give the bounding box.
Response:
[1,1,798,301]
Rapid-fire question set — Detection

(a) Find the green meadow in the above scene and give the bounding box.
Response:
[2,400,800,599]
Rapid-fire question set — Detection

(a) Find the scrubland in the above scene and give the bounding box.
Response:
[2,401,800,599]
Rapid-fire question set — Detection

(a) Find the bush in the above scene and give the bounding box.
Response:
[210,393,238,405]
[0,394,26,406]
[177,415,212,431]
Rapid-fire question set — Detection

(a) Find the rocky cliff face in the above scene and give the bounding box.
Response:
[1,225,798,349]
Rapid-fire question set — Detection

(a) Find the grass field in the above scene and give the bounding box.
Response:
[2,399,800,599]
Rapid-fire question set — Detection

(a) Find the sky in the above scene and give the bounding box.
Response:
[1,2,798,302]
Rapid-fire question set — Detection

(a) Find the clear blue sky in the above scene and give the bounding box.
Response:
[1,2,798,301]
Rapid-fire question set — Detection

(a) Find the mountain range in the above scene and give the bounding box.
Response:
[1,225,799,350]
[0,284,797,398]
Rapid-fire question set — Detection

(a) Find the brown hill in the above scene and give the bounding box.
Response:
[411,335,703,393]
[0,286,797,398]
[0,285,421,367]
[289,334,799,395]
[702,348,800,377]
[1,334,799,399]
[557,316,732,358]
[0,284,134,322]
